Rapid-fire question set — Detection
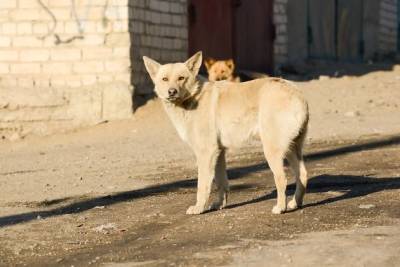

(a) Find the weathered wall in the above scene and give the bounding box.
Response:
[0,0,133,140]
[363,0,380,60]
[129,0,188,96]
[287,0,307,64]
[378,0,398,55]
[282,0,399,67]
[273,0,288,69]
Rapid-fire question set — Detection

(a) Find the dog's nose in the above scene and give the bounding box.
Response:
[168,88,178,97]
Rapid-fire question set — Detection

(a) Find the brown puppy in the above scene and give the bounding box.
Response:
[204,58,241,82]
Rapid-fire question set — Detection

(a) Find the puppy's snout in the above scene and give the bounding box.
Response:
[168,88,178,97]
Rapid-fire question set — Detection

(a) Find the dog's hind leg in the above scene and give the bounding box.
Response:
[186,149,220,215]
[286,150,308,211]
[287,124,308,210]
[210,150,229,210]
[262,140,288,214]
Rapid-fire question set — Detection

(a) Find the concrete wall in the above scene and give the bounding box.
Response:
[129,0,188,96]
[0,0,135,140]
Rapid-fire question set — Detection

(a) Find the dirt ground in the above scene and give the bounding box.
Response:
[1,65,400,266]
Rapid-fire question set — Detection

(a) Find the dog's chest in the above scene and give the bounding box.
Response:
[166,109,189,142]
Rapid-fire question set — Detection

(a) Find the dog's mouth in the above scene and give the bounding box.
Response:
[166,96,180,103]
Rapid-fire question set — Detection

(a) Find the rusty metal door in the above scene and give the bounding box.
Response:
[188,0,234,60]
[188,0,274,74]
[233,0,274,73]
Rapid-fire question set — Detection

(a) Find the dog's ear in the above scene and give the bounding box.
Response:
[226,59,235,71]
[143,56,161,81]
[185,51,203,75]
[204,58,216,71]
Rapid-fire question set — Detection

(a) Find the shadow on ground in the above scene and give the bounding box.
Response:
[1,135,399,228]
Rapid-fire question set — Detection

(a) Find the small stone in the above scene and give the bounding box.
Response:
[359,204,375,209]
[344,111,361,117]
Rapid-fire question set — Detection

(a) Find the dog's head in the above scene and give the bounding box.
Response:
[143,52,202,104]
[204,58,235,81]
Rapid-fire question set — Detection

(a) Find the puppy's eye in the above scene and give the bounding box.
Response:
[178,76,185,81]
[162,77,168,82]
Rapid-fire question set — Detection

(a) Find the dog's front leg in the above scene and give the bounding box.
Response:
[209,151,229,210]
[186,150,219,215]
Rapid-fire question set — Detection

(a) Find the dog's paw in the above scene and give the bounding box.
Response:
[271,205,286,214]
[186,205,206,215]
[287,199,299,211]
[209,201,226,211]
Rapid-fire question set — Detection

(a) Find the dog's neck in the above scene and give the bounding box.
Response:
[161,78,204,141]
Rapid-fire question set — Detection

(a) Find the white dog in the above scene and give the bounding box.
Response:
[143,52,309,215]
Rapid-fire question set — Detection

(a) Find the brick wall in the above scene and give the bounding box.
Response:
[0,0,134,140]
[129,0,188,95]
[379,0,398,54]
[273,0,288,70]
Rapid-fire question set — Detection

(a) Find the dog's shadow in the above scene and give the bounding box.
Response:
[225,174,400,210]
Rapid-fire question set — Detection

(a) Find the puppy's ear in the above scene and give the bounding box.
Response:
[143,56,161,81]
[185,51,203,76]
[204,57,216,71]
[226,59,235,71]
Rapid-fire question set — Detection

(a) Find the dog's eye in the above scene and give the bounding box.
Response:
[162,77,168,82]
[178,76,185,81]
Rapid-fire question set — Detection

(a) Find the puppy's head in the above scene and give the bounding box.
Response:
[143,52,202,104]
[204,58,235,81]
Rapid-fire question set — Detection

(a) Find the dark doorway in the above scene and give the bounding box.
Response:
[188,0,274,74]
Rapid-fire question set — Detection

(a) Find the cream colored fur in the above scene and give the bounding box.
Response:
[143,52,309,215]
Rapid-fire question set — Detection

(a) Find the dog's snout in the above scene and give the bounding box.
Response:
[168,88,178,97]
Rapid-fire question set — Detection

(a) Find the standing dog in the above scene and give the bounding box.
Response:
[143,52,309,215]
[204,58,241,82]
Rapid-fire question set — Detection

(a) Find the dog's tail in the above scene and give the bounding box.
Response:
[292,104,309,159]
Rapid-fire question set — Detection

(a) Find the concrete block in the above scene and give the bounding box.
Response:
[20,49,50,62]
[0,36,11,47]
[43,62,72,74]
[2,23,17,35]
[0,50,18,61]
[105,59,131,72]
[13,36,43,47]
[11,63,41,74]
[10,9,42,21]
[0,0,17,8]
[102,82,133,120]
[73,61,104,74]
[0,63,9,74]
[82,47,113,60]
[66,85,103,123]
[105,33,130,46]
[33,23,49,34]
[50,49,81,61]
[19,0,39,8]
